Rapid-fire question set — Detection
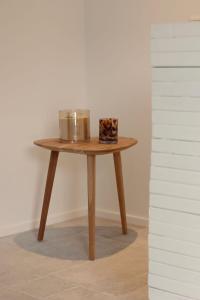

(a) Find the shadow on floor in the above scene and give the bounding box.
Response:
[14,226,138,260]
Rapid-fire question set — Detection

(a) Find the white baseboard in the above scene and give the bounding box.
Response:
[0,208,87,238]
[96,209,148,227]
[0,208,148,238]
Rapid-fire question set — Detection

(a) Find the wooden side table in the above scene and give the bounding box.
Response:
[34,137,137,260]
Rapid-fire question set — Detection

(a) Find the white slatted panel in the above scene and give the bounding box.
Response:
[152,37,200,52]
[151,194,200,214]
[150,261,200,286]
[152,139,200,156]
[150,23,200,300]
[150,207,200,228]
[153,124,200,141]
[149,288,193,300]
[153,111,200,126]
[150,248,200,273]
[150,220,200,244]
[149,274,200,299]
[152,52,200,67]
[151,23,200,38]
[151,153,200,171]
[153,82,200,96]
[150,180,200,201]
[149,234,200,258]
[151,23,200,67]
[153,97,200,112]
[151,166,200,185]
[152,68,200,81]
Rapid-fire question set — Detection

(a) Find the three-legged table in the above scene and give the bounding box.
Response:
[34,137,137,260]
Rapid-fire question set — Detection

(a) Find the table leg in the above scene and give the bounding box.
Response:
[38,151,59,241]
[87,154,96,260]
[113,151,127,234]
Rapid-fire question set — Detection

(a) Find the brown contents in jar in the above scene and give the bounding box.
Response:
[59,116,90,142]
[99,118,118,144]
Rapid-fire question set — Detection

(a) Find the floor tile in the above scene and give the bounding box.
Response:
[122,285,148,300]
[0,218,148,299]
[0,263,40,288]
[13,275,76,298]
[0,289,39,300]
[46,286,115,300]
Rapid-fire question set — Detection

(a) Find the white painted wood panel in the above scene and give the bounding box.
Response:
[153,124,200,141]
[150,180,200,201]
[152,138,200,156]
[151,152,200,171]
[152,52,200,67]
[153,111,200,126]
[149,288,193,300]
[150,248,200,273]
[149,274,200,300]
[152,97,200,112]
[153,82,200,97]
[150,261,200,286]
[149,234,200,258]
[150,23,200,299]
[151,166,200,185]
[151,24,173,39]
[150,207,200,228]
[152,37,200,52]
[150,194,200,214]
[152,68,200,82]
[149,220,200,244]
[151,23,200,39]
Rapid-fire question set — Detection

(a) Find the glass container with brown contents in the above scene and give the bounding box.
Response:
[99,118,118,144]
[59,109,90,142]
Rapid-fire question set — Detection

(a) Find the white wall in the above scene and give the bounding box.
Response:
[85,0,150,224]
[2,0,200,237]
[149,22,200,300]
[0,0,87,236]
[85,0,200,225]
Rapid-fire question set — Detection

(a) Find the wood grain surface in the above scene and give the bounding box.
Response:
[34,137,137,155]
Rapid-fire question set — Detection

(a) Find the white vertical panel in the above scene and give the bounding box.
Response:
[150,261,200,286]
[150,248,200,273]
[151,166,200,185]
[152,139,200,156]
[149,234,200,258]
[151,24,172,38]
[153,111,200,126]
[153,82,200,96]
[151,152,200,171]
[152,37,200,52]
[152,97,200,112]
[150,23,200,299]
[152,52,200,67]
[151,23,200,38]
[150,207,200,228]
[149,274,200,299]
[150,180,200,200]
[149,288,193,300]
[153,124,200,141]
[149,220,200,244]
[150,193,200,214]
[152,68,200,82]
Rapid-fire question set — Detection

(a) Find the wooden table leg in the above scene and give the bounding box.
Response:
[87,154,96,260]
[38,151,59,241]
[113,151,127,234]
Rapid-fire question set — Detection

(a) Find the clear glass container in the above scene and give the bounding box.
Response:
[59,109,90,142]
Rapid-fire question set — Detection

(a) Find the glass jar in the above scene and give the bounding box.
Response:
[99,118,118,144]
[59,109,90,142]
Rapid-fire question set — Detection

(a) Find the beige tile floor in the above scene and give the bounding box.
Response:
[0,217,148,300]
